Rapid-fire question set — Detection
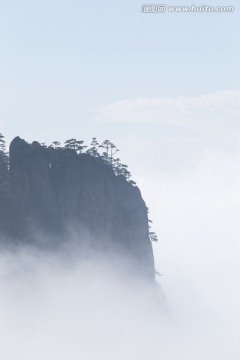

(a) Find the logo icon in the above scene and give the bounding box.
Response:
[141,4,166,13]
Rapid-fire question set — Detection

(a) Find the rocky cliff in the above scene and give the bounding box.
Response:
[0,137,155,281]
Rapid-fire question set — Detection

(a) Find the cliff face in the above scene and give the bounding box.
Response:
[1,137,155,280]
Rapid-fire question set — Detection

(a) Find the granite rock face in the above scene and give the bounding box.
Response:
[1,137,155,281]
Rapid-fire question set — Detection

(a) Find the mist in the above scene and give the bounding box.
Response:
[0,248,166,360]
[143,145,240,359]
[0,145,240,359]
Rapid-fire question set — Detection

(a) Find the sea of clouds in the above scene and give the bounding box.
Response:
[0,139,240,360]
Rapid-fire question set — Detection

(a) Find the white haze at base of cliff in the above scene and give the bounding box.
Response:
[0,245,239,360]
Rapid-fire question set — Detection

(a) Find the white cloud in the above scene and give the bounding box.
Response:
[95,90,240,134]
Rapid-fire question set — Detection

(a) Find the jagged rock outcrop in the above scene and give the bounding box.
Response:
[1,137,155,281]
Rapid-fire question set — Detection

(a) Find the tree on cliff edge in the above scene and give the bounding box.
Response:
[52,141,61,149]
[0,133,9,184]
[0,133,6,152]
[86,137,99,157]
[64,139,87,154]
[99,140,119,166]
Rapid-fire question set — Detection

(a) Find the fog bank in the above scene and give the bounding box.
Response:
[0,145,240,359]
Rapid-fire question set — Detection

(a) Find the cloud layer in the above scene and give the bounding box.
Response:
[95,90,240,134]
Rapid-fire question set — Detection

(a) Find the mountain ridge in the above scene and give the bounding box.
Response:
[0,136,156,282]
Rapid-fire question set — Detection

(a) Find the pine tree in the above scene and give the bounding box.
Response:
[149,231,158,242]
[0,133,6,152]
[112,157,122,175]
[52,141,61,149]
[99,140,119,167]
[0,133,9,184]
[86,137,99,157]
[76,140,87,154]
[147,207,158,242]
[99,140,111,162]
[64,139,86,154]
[109,142,119,166]
[64,138,78,150]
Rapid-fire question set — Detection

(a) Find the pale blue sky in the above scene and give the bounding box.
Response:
[0,0,239,146]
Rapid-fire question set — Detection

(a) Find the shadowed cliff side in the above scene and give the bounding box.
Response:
[7,137,155,281]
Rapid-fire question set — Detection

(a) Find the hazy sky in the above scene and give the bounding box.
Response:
[1,2,240,358]
[0,0,239,145]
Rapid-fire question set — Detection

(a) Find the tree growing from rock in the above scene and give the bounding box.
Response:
[64,139,87,154]
[0,133,9,184]
[64,138,78,150]
[86,137,99,157]
[0,133,6,152]
[52,141,61,149]
[149,231,158,242]
[112,158,131,179]
[76,140,87,154]
[99,139,110,159]
[99,140,119,166]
